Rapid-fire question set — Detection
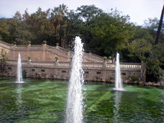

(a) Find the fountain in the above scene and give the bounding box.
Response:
[65,36,84,123]
[16,53,24,83]
[113,52,124,91]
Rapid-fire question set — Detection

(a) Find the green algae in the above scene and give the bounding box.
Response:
[0,78,164,122]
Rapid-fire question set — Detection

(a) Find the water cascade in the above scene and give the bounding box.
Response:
[16,53,23,83]
[65,36,84,123]
[114,52,124,91]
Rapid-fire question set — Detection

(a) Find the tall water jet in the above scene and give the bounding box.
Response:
[16,53,23,83]
[114,52,124,91]
[66,36,84,123]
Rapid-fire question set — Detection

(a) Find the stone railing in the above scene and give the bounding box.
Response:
[107,63,141,70]
[83,62,103,68]
[86,52,103,61]
[0,40,11,47]
[6,60,141,70]
[83,52,103,62]
[46,45,69,58]
[0,40,11,50]
[0,40,104,62]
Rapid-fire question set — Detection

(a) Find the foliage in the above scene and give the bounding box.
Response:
[0,49,8,72]
[56,43,59,46]
[28,56,31,59]
[146,59,163,82]
[28,41,31,44]
[43,40,47,44]
[0,5,164,82]
[128,39,152,61]
[0,35,2,40]
[103,56,107,60]
[130,76,138,81]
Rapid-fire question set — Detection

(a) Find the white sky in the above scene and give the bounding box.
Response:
[0,0,163,25]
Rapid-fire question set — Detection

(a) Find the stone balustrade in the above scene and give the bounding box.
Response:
[6,60,141,70]
[4,60,144,82]
[0,40,103,62]
[1,40,145,82]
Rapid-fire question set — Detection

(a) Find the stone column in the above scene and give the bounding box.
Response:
[42,44,46,61]
[28,57,31,64]
[103,60,107,68]
[55,58,59,66]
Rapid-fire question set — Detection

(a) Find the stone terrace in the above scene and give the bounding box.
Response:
[0,40,145,82]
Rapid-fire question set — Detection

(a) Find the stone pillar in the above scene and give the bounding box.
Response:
[103,60,107,68]
[56,46,59,49]
[55,59,59,66]
[42,44,46,61]
[28,57,31,64]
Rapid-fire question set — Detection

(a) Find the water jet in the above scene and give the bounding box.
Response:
[113,52,124,91]
[16,53,24,83]
[65,36,84,123]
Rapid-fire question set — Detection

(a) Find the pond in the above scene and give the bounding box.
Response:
[0,78,164,123]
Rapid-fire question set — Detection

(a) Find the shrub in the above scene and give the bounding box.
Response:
[103,56,107,60]
[56,43,59,46]
[146,59,163,82]
[130,76,138,81]
[43,40,47,44]
[28,56,31,59]
[28,41,31,44]
[55,57,59,60]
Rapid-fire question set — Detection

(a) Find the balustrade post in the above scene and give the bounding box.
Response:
[42,44,47,61]
[103,60,107,69]
[55,59,59,66]
[28,57,31,64]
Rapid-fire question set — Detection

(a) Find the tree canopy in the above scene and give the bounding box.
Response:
[0,5,164,82]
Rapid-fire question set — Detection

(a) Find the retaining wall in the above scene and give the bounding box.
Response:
[5,60,143,82]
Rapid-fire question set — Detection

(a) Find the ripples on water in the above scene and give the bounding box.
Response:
[0,78,164,122]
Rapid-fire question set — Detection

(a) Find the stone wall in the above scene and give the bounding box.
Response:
[0,40,145,82]
[5,60,143,82]
[0,41,11,59]
[0,41,103,62]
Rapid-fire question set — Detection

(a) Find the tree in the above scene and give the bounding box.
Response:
[77,5,103,22]
[0,18,10,42]
[146,58,163,82]
[128,39,152,61]
[144,18,164,44]
[0,49,8,72]
[13,11,22,21]
[90,12,135,56]
[50,4,68,47]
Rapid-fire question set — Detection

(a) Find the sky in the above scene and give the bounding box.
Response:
[0,0,163,25]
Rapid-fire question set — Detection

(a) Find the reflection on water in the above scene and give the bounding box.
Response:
[16,84,23,107]
[113,91,122,123]
[0,79,164,122]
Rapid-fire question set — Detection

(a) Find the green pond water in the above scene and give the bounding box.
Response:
[0,78,164,123]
